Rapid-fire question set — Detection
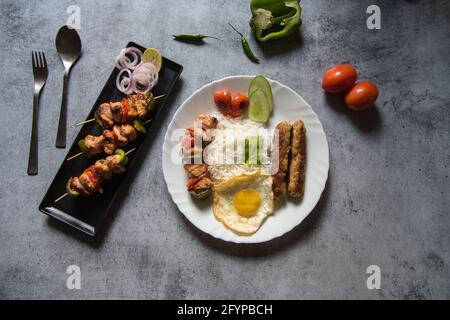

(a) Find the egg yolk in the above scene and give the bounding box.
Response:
[234,190,261,217]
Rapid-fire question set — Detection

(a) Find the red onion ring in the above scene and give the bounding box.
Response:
[115,47,159,94]
[132,62,159,92]
[115,47,142,70]
[116,69,133,94]
[132,79,151,94]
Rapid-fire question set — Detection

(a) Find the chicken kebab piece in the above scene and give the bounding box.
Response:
[181,114,218,200]
[95,92,156,129]
[73,120,146,160]
[64,149,132,199]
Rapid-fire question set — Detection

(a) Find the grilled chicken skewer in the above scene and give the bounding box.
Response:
[54,148,136,203]
[75,93,164,127]
[182,114,217,199]
[66,119,151,161]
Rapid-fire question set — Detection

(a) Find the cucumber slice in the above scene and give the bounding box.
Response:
[248,75,273,114]
[248,89,270,123]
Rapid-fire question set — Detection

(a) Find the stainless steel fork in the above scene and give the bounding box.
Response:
[27,51,48,175]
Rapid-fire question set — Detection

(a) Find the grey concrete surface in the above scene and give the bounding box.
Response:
[0,0,449,299]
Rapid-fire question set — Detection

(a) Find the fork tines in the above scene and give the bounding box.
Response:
[32,51,47,69]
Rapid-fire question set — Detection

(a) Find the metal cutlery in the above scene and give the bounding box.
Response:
[27,51,48,175]
[55,25,82,148]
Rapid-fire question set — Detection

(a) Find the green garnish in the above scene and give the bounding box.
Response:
[245,135,263,165]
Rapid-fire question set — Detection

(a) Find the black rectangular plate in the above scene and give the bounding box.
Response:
[39,41,183,236]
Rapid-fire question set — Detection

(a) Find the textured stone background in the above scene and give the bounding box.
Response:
[0,0,449,299]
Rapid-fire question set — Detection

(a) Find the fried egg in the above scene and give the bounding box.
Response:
[213,174,274,236]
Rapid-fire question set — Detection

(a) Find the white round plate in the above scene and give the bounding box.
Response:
[162,76,329,243]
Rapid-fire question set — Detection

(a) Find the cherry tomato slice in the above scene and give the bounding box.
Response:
[345,81,379,111]
[322,64,358,93]
[229,92,249,117]
[213,90,232,115]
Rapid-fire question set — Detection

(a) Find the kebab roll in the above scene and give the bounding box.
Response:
[287,120,306,198]
[272,121,292,199]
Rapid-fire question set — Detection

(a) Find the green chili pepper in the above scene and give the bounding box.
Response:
[133,119,146,134]
[249,0,302,42]
[66,178,80,197]
[172,34,222,41]
[147,96,156,112]
[228,23,260,63]
[78,139,90,156]
[114,148,128,165]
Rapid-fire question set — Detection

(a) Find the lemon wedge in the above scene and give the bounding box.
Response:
[142,48,162,71]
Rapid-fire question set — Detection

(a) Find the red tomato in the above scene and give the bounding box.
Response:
[213,90,232,114]
[322,64,358,93]
[229,92,249,117]
[345,81,379,111]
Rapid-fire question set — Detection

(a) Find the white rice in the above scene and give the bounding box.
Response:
[203,113,273,182]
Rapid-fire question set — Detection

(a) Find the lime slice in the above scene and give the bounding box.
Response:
[142,48,162,71]
[248,75,273,114]
[248,89,270,123]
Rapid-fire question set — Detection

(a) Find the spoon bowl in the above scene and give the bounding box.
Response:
[56,26,81,70]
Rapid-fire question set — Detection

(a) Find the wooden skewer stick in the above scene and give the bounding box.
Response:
[54,193,69,203]
[55,148,137,203]
[74,118,96,126]
[74,94,165,127]
[66,152,84,162]
[125,148,136,155]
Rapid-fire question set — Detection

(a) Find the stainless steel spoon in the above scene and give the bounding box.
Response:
[55,25,81,148]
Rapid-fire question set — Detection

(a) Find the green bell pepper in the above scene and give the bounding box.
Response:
[147,96,156,112]
[94,114,104,129]
[114,148,128,165]
[66,178,80,197]
[78,139,89,156]
[249,0,302,42]
[133,119,147,134]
